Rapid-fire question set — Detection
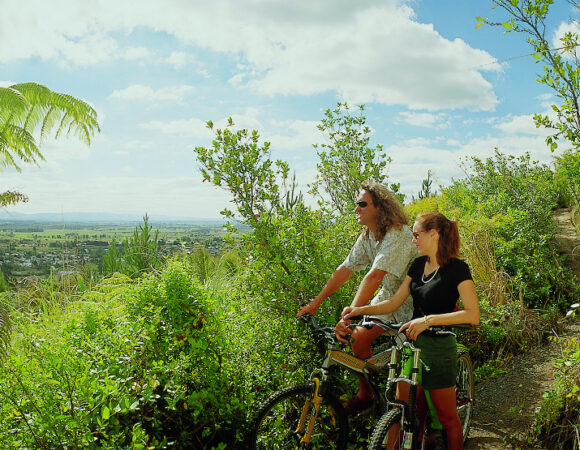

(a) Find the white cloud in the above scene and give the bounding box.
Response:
[165,51,196,69]
[123,46,154,60]
[266,120,320,154]
[398,112,449,128]
[494,114,545,135]
[109,84,195,102]
[140,118,210,139]
[0,0,499,111]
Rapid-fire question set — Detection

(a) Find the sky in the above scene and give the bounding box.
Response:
[0,0,578,221]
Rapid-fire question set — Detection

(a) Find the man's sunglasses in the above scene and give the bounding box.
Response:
[356,201,370,208]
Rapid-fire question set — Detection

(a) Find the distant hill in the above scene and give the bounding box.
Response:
[0,211,226,225]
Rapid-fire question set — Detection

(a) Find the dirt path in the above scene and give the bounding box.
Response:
[465,321,580,449]
[465,208,579,449]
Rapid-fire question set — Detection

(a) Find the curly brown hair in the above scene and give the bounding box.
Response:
[415,212,460,266]
[360,181,410,241]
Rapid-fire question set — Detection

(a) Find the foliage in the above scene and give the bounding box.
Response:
[462,300,558,366]
[101,215,162,279]
[0,263,252,449]
[195,118,290,225]
[194,115,363,319]
[308,103,401,212]
[553,148,580,208]
[0,82,100,171]
[412,169,437,201]
[102,238,122,276]
[0,274,135,448]
[478,0,580,152]
[443,150,578,309]
[121,214,161,278]
[0,190,28,208]
[533,333,580,450]
[0,299,10,359]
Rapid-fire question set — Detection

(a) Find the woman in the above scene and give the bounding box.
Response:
[342,212,479,450]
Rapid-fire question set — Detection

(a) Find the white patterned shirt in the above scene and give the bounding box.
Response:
[342,226,417,323]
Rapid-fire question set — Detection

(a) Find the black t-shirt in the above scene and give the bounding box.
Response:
[407,255,473,319]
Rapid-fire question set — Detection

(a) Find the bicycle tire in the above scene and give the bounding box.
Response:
[456,349,474,442]
[367,408,404,450]
[249,382,349,449]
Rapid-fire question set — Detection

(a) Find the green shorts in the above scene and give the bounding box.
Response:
[415,333,457,390]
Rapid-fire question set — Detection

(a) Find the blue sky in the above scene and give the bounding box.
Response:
[0,0,577,220]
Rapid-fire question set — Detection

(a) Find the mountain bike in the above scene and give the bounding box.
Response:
[248,315,474,449]
[248,314,395,449]
[367,325,474,450]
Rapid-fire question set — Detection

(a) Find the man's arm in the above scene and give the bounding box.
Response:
[349,268,387,308]
[334,268,386,342]
[297,264,353,317]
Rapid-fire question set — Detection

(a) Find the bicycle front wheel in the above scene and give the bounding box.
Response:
[456,349,474,442]
[367,408,404,450]
[249,382,349,449]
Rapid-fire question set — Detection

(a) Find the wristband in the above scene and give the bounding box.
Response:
[423,316,430,329]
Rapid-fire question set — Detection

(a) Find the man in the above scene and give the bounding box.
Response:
[297,181,416,413]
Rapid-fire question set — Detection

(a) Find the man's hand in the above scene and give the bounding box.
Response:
[334,318,351,344]
[297,299,320,317]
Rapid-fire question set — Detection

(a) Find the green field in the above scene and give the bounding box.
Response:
[0,220,232,281]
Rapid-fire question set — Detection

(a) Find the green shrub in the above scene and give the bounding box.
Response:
[442,150,578,309]
[533,334,580,450]
[0,265,250,449]
[553,148,580,208]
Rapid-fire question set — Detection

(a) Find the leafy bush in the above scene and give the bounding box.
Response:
[442,150,578,309]
[553,148,580,210]
[533,333,580,450]
[0,264,249,449]
[102,214,162,279]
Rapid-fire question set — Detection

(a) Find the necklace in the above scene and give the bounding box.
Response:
[421,266,440,284]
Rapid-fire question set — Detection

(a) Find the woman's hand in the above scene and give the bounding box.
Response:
[399,317,429,341]
[342,306,363,323]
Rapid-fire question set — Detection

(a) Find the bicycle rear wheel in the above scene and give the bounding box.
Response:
[456,349,474,442]
[249,382,349,449]
[367,408,404,450]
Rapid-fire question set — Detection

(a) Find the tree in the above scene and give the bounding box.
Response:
[414,169,437,201]
[477,0,580,151]
[122,214,161,278]
[193,118,360,315]
[195,118,290,226]
[0,82,100,357]
[0,82,100,205]
[309,103,400,214]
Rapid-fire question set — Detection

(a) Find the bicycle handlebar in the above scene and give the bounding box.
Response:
[299,314,472,347]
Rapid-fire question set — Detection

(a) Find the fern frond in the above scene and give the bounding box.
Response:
[0,190,28,207]
[0,82,100,171]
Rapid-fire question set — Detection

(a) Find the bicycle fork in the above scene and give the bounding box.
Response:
[295,377,325,445]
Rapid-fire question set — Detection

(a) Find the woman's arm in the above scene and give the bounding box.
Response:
[342,275,412,321]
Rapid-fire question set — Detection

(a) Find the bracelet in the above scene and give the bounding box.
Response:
[423,316,430,329]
